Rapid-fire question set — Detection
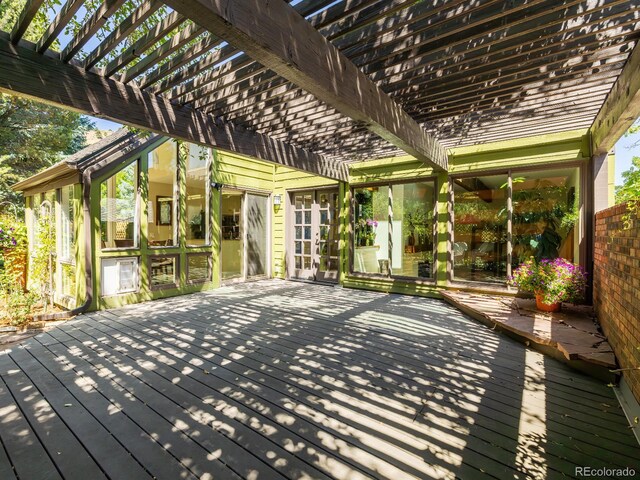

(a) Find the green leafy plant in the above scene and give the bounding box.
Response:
[509,257,587,305]
[615,156,640,230]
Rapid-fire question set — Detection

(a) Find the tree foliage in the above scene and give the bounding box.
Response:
[0,94,94,214]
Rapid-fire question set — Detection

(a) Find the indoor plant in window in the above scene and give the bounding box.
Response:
[509,257,587,312]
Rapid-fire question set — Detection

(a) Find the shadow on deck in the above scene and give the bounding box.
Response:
[0,280,638,479]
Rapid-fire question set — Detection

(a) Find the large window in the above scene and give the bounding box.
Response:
[452,167,581,284]
[58,185,76,299]
[353,186,389,274]
[353,181,435,279]
[59,185,75,263]
[453,174,508,283]
[186,144,210,246]
[148,141,178,247]
[100,161,138,249]
[391,182,435,278]
[511,167,579,269]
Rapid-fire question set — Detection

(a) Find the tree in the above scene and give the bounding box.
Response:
[0,0,96,215]
[615,156,640,204]
[0,94,95,214]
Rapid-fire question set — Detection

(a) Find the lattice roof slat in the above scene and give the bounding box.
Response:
[0,0,637,165]
[119,21,204,83]
[60,0,128,62]
[10,0,45,43]
[82,0,161,70]
[103,10,184,76]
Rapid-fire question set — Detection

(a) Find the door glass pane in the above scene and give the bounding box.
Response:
[391,182,436,279]
[221,192,243,280]
[512,167,579,269]
[453,175,508,283]
[186,144,210,246]
[100,161,138,249]
[148,140,178,247]
[353,186,389,274]
[295,211,302,224]
[246,194,268,277]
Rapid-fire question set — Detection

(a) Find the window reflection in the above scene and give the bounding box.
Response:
[148,140,178,247]
[453,175,508,283]
[391,182,435,278]
[512,168,579,268]
[186,144,210,246]
[100,161,138,249]
[353,186,389,274]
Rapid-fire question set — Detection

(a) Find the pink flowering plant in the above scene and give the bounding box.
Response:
[509,257,587,304]
[355,218,378,246]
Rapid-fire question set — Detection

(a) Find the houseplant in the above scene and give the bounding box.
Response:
[509,257,587,312]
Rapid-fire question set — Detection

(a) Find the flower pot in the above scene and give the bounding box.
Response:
[535,293,561,313]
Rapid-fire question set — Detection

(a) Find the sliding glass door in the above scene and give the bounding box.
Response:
[221,189,270,282]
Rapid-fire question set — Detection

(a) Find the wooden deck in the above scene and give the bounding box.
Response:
[0,280,638,480]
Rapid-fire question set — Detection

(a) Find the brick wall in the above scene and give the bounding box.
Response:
[594,203,640,403]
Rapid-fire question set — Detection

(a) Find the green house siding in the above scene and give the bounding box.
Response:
[341,129,592,298]
[21,128,604,310]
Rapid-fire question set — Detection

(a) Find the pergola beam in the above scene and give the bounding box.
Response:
[160,0,448,171]
[590,40,640,155]
[0,36,347,181]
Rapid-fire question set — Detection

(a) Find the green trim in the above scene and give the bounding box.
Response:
[435,172,449,287]
[342,275,441,299]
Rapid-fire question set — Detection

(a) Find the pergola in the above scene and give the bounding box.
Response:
[0,0,638,184]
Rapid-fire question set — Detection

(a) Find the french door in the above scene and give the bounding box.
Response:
[291,189,339,282]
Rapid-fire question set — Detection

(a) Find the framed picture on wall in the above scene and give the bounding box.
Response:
[157,196,172,225]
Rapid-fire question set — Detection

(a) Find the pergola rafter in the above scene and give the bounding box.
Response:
[0,0,636,167]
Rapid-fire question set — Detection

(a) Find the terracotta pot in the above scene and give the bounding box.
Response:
[535,293,561,313]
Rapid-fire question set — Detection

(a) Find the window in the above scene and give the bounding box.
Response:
[353,182,436,279]
[60,185,75,263]
[451,167,581,284]
[353,186,390,274]
[149,256,178,288]
[148,141,178,247]
[453,174,509,283]
[28,193,46,252]
[511,167,579,269]
[187,254,211,283]
[186,144,210,246]
[60,265,76,298]
[100,162,138,249]
[101,257,138,296]
[391,182,435,278]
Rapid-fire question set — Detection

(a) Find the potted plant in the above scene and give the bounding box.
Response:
[509,257,587,312]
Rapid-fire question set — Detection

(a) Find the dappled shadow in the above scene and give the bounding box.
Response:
[0,280,638,479]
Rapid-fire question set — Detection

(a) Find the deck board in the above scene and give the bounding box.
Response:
[1,280,638,479]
